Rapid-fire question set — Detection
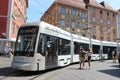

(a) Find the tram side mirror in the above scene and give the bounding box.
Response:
[47,41,52,48]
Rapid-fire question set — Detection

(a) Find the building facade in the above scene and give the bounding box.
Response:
[0,0,28,53]
[118,10,120,39]
[41,0,118,42]
[41,0,88,36]
[86,0,118,41]
[118,9,120,50]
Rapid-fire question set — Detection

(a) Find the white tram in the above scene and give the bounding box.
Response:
[12,21,117,71]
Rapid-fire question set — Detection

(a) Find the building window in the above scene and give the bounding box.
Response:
[100,27,104,33]
[100,18,104,23]
[13,3,17,16]
[60,20,66,26]
[100,10,103,14]
[82,34,85,37]
[107,37,110,41]
[81,11,85,18]
[71,21,76,29]
[101,36,103,40]
[107,20,110,24]
[92,17,96,22]
[119,17,120,23]
[16,26,19,35]
[82,24,86,30]
[93,35,96,39]
[71,9,76,16]
[107,12,109,16]
[93,26,96,32]
[112,21,115,26]
[12,23,15,34]
[113,29,115,34]
[92,8,96,13]
[52,10,54,15]
[113,14,115,17]
[61,7,66,14]
[107,29,110,34]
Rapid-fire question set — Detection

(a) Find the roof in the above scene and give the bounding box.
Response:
[55,0,86,10]
[85,0,117,13]
[88,0,104,8]
[100,1,117,12]
[26,0,28,7]
[118,9,120,13]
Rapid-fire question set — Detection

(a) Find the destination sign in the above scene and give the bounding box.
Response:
[19,26,38,34]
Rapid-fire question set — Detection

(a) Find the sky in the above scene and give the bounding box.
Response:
[27,0,120,22]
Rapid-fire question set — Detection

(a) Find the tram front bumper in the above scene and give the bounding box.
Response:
[11,62,37,71]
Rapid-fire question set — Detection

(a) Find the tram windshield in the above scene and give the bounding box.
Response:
[14,26,38,56]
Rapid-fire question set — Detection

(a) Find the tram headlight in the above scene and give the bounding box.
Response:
[27,52,34,57]
[14,53,19,56]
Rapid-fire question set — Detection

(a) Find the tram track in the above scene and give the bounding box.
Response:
[0,70,25,80]
[0,65,62,80]
[0,69,58,80]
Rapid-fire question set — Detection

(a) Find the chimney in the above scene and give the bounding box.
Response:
[83,0,89,4]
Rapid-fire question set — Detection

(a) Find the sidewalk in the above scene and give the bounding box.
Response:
[0,55,13,62]
[35,60,120,80]
[0,56,119,80]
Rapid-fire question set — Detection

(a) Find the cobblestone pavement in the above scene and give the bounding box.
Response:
[34,60,120,80]
[0,56,120,80]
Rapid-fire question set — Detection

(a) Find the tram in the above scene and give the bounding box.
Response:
[12,21,117,71]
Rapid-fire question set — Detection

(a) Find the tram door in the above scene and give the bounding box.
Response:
[45,35,58,69]
[92,45,100,54]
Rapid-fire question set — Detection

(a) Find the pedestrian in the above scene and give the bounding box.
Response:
[79,48,86,69]
[87,48,93,69]
[118,50,120,65]
[112,49,117,63]
[4,41,10,56]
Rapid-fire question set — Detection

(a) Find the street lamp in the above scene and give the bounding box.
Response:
[116,13,120,54]
[114,38,120,53]
[83,27,92,49]
[100,39,103,61]
[71,27,75,63]
[84,8,92,49]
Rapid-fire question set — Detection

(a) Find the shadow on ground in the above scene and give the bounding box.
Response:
[98,68,120,78]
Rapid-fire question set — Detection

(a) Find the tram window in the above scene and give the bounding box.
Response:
[47,35,58,52]
[37,34,58,56]
[74,42,89,54]
[74,42,80,54]
[103,46,115,55]
[80,43,89,51]
[103,46,109,54]
[92,45,100,54]
[58,38,70,55]
[37,34,46,56]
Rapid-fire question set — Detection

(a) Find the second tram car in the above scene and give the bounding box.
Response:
[12,21,118,71]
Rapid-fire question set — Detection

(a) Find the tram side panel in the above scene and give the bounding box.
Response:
[37,34,58,69]
[73,42,80,62]
[37,33,71,69]
[73,41,89,62]
[103,46,116,59]
[92,45,100,60]
[57,38,71,66]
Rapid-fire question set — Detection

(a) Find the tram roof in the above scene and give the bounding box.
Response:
[102,41,117,46]
[21,22,40,27]
[21,21,118,46]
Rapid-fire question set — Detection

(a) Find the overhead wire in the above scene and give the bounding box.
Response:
[35,0,46,11]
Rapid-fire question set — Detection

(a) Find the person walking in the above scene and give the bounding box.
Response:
[112,49,117,63]
[79,48,86,69]
[4,41,10,57]
[118,50,120,65]
[87,48,93,69]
